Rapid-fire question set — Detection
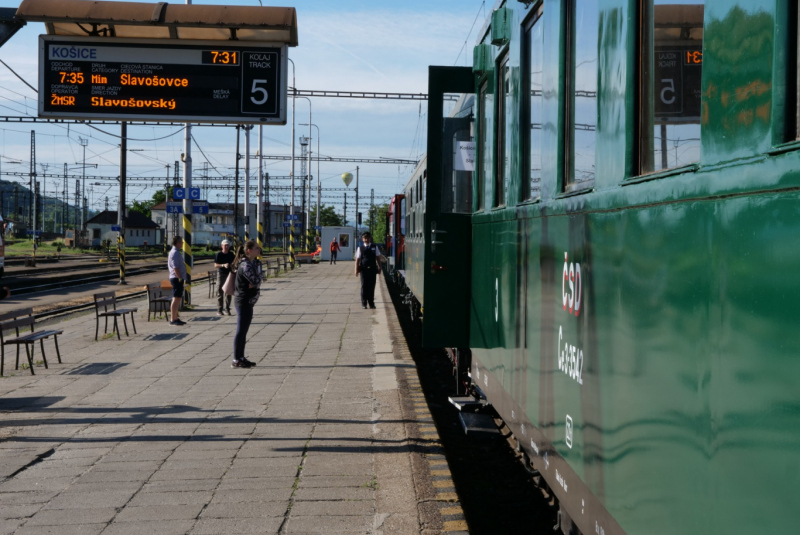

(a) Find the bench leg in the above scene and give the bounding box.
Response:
[39,338,49,369]
[129,312,137,335]
[15,345,20,370]
[122,314,129,336]
[114,317,121,340]
[1,345,4,376]
[53,335,62,364]
[104,316,109,334]
[25,345,35,375]
[95,317,100,341]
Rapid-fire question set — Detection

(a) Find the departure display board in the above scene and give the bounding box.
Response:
[39,36,287,124]
[654,44,702,124]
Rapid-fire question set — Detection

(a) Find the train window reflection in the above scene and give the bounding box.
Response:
[441,93,475,214]
[640,0,704,174]
[479,81,492,211]
[495,53,510,206]
[566,0,598,191]
[524,5,544,201]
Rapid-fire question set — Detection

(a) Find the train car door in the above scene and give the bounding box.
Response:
[422,66,474,348]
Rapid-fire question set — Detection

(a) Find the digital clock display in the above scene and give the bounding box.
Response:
[39,36,286,124]
[201,50,239,65]
[685,50,702,65]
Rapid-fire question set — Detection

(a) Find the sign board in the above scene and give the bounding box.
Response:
[188,188,201,200]
[654,45,702,124]
[454,141,476,172]
[111,225,121,231]
[192,202,209,214]
[39,36,288,124]
[282,222,290,227]
[166,201,183,214]
[173,188,186,200]
[26,230,42,236]
[285,214,299,221]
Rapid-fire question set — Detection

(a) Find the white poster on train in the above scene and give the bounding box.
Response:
[455,141,476,171]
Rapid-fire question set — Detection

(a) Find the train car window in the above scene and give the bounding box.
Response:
[441,93,475,214]
[640,0,704,174]
[523,5,544,201]
[565,0,598,192]
[495,53,510,206]
[478,81,491,211]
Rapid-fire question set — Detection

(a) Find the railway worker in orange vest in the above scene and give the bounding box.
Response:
[329,238,341,265]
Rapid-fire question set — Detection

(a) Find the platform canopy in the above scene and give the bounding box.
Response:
[16,0,298,45]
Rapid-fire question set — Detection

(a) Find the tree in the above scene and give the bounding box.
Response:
[309,204,344,227]
[371,203,389,243]
[129,199,155,219]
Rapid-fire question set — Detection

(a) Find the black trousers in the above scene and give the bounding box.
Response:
[330,251,337,264]
[360,269,377,306]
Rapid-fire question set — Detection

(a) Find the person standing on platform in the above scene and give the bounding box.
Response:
[329,238,341,265]
[232,239,262,368]
[354,231,384,309]
[167,235,188,326]
[214,239,235,315]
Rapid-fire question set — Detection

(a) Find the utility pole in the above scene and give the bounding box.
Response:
[79,137,88,233]
[299,136,308,251]
[74,179,79,246]
[29,130,35,229]
[355,166,359,235]
[343,192,347,226]
[370,188,375,235]
[244,125,251,241]
[234,125,240,244]
[62,163,67,234]
[118,121,127,284]
[257,126,263,254]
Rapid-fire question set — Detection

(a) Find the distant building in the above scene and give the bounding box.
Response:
[86,210,161,248]
[151,202,303,248]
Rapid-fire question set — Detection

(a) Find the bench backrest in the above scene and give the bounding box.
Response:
[0,308,35,336]
[94,291,118,313]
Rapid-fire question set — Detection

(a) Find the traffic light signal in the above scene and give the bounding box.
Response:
[357,212,362,225]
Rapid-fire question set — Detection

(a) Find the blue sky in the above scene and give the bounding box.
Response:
[0,0,488,220]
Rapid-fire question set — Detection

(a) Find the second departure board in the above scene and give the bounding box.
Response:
[39,36,287,124]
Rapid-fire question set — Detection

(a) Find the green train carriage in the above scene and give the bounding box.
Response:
[403,0,800,534]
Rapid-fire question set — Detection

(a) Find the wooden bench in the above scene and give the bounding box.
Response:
[145,283,171,322]
[278,257,288,272]
[94,291,138,341]
[0,308,63,376]
[265,259,280,278]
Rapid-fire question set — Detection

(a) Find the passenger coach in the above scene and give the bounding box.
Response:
[399,1,800,534]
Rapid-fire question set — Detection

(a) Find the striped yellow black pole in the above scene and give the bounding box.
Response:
[118,235,125,283]
[257,221,264,259]
[289,222,295,268]
[182,213,192,307]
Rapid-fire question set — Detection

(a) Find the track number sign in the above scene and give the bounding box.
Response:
[39,36,287,124]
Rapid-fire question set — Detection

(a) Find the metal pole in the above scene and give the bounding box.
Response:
[244,125,251,241]
[289,58,296,268]
[182,0,194,304]
[316,127,320,241]
[80,137,87,237]
[355,166,359,234]
[257,125,263,255]
[118,122,127,284]
[306,104,311,252]
[234,125,240,244]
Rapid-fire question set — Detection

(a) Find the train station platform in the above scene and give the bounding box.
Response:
[0,263,466,534]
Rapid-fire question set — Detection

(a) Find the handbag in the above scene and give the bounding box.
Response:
[222,272,235,296]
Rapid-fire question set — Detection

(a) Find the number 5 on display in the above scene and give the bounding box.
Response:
[250,80,268,105]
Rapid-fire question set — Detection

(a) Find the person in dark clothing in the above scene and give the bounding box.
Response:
[214,239,235,315]
[232,239,262,369]
[0,287,9,300]
[329,238,341,264]
[354,232,384,309]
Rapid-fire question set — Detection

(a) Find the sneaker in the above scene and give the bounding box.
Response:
[362,305,367,309]
[169,320,186,326]
[240,358,256,367]
[369,305,376,309]
[226,309,232,315]
[217,311,224,316]
[231,360,253,368]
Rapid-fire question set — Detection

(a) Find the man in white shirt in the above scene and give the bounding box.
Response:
[167,236,188,325]
[354,232,385,309]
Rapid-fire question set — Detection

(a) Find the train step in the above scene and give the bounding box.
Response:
[458,412,500,436]
[448,395,488,412]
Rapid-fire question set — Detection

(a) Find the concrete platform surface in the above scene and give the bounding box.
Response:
[0,263,444,534]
